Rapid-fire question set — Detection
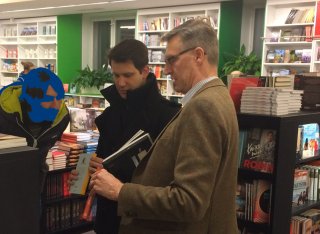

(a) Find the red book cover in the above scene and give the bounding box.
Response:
[253,180,271,223]
[229,77,260,112]
[315,2,320,38]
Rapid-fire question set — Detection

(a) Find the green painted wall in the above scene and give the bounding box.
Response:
[57,14,82,84]
[218,0,243,84]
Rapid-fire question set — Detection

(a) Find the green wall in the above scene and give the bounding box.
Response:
[218,0,243,84]
[57,14,82,84]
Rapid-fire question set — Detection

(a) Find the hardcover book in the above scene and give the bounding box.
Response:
[102,130,153,182]
[253,180,271,223]
[240,128,277,173]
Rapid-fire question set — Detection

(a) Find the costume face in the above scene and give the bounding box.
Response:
[19,68,64,123]
[111,60,148,99]
[164,36,196,94]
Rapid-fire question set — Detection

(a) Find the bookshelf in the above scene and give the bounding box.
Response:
[41,167,93,234]
[262,0,319,76]
[0,16,57,87]
[237,111,320,233]
[136,3,219,102]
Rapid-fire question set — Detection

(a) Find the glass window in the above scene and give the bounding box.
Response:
[92,19,135,69]
[93,21,111,69]
[116,19,136,44]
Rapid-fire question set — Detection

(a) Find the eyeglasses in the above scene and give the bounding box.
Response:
[164,47,196,66]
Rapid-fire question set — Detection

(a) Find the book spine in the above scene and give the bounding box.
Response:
[81,190,95,221]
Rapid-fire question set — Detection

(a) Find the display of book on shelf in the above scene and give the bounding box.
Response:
[102,129,153,182]
[284,8,315,24]
[292,169,309,206]
[0,133,27,149]
[297,123,319,160]
[239,128,277,174]
[236,178,271,224]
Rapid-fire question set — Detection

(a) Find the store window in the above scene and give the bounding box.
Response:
[93,21,111,69]
[92,19,135,69]
[241,0,265,59]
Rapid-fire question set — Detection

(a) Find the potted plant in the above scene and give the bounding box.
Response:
[221,44,261,85]
[73,65,113,94]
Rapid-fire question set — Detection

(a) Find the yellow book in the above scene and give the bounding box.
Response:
[70,153,96,195]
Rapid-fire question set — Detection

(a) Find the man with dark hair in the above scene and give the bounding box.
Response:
[0,67,70,190]
[70,39,181,234]
[90,19,238,234]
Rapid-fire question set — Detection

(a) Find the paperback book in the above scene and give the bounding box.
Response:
[102,130,153,182]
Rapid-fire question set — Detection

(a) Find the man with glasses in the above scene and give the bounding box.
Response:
[90,19,239,234]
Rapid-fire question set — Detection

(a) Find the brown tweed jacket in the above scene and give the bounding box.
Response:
[118,78,239,234]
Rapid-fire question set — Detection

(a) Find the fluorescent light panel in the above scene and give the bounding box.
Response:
[1,0,136,13]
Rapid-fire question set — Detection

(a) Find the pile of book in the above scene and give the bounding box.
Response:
[240,87,303,116]
[0,133,27,149]
[61,132,92,143]
[52,150,67,170]
[57,142,85,167]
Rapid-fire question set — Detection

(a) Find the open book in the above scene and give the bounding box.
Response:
[102,130,153,182]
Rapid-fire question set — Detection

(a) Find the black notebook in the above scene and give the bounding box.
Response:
[102,130,153,182]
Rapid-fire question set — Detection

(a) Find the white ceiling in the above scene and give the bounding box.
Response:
[0,0,227,20]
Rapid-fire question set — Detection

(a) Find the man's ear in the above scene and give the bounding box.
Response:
[142,65,149,79]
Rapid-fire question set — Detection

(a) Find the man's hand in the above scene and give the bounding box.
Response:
[90,169,123,201]
[89,156,104,175]
[68,169,79,188]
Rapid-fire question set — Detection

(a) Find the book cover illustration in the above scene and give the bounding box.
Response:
[241,128,277,173]
[102,130,153,182]
[292,169,309,206]
[253,180,271,223]
[299,123,319,159]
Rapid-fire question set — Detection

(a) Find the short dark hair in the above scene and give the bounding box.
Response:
[108,39,148,72]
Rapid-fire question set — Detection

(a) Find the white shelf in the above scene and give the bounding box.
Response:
[137,3,219,100]
[262,0,317,75]
[266,23,314,28]
[264,63,311,66]
[0,16,57,76]
[65,93,104,98]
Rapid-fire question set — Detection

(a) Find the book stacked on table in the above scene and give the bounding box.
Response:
[57,142,85,167]
[52,150,67,170]
[61,132,92,143]
[240,87,303,116]
[0,133,27,149]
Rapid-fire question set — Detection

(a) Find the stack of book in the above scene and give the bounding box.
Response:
[61,132,92,143]
[57,142,85,167]
[78,139,98,154]
[289,90,304,113]
[0,133,27,149]
[240,87,302,116]
[52,150,67,170]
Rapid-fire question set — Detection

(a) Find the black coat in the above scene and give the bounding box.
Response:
[94,73,181,234]
[0,85,70,191]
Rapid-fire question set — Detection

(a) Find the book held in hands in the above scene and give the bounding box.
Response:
[70,153,96,195]
[102,130,153,182]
